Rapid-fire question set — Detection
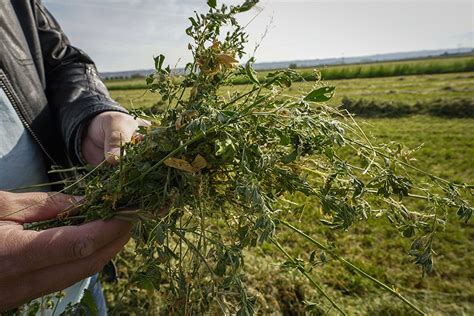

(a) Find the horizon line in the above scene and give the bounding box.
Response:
[100,46,474,74]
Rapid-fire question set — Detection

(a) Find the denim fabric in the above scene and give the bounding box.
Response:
[86,274,108,316]
[0,86,49,191]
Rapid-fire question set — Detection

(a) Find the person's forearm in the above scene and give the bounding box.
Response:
[35,1,127,163]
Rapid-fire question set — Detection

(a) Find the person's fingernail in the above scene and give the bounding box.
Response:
[140,119,151,127]
[109,147,121,154]
[73,196,85,203]
[106,148,121,158]
[131,133,145,144]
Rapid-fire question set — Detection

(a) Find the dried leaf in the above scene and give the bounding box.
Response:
[164,158,195,173]
[203,66,221,76]
[175,116,183,130]
[176,110,199,130]
[217,54,239,68]
[192,154,208,171]
[211,40,220,50]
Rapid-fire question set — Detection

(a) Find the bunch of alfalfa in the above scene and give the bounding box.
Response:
[24,0,472,314]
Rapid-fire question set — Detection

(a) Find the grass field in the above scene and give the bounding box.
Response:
[106,70,473,315]
[104,55,474,91]
[234,55,474,84]
[110,72,474,109]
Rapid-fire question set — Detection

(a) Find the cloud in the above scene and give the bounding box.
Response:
[43,0,207,71]
[44,0,205,16]
[453,32,474,40]
[43,0,474,72]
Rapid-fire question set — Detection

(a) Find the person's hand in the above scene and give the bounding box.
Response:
[0,191,132,311]
[82,111,148,165]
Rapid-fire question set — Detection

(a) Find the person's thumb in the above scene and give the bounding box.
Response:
[0,191,83,224]
[103,124,136,165]
[104,130,127,164]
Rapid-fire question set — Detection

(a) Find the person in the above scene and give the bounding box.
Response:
[0,1,140,313]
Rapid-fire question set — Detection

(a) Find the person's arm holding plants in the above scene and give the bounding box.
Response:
[35,0,140,165]
[0,111,140,311]
[0,0,141,312]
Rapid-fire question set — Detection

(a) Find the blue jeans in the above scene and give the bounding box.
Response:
[90,274,107,315]
[76,274,107,316]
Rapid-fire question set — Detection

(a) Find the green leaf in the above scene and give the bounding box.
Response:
[309,250,316,264]
[207,0,217,8]
[215,138,236,160]
[275,129,290,145]
[325,147,334,160]
[402,225,415,238]
[233,0,259,13]
[215,258,226,276]
[245,58,260,85]
[132,266,162,291]
[303,86,336,102]
[145,74,154,85]
[320,251,327,263]
[457,204,472,223]
[80,289,98,316]
[281,149,298,164]
[154,54,165,71]
[156,224,166,244]
[189,17,198,27]
[352,178,365,199]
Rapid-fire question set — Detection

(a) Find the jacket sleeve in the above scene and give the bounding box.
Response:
[35,1,128,164]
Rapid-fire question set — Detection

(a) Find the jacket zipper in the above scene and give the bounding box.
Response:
[0,71,58,166]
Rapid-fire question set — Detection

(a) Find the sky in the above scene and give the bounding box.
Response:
[42,0,474,72]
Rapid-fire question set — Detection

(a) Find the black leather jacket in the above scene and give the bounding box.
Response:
[0,0,127,167]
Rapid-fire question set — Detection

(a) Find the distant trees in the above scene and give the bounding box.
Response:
[289,63,298,69]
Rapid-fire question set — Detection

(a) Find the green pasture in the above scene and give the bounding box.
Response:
[110,72,474,110]
[105,72,473,315]
[104,55,474,91]
[285,55,473,80]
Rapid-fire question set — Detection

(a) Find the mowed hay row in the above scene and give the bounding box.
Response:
[110,72,474,118]
[105,72,474,314]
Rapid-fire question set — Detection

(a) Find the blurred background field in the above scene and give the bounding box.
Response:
[104,55,474,90]
[105,55,473,315]
[108,56,474,115]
